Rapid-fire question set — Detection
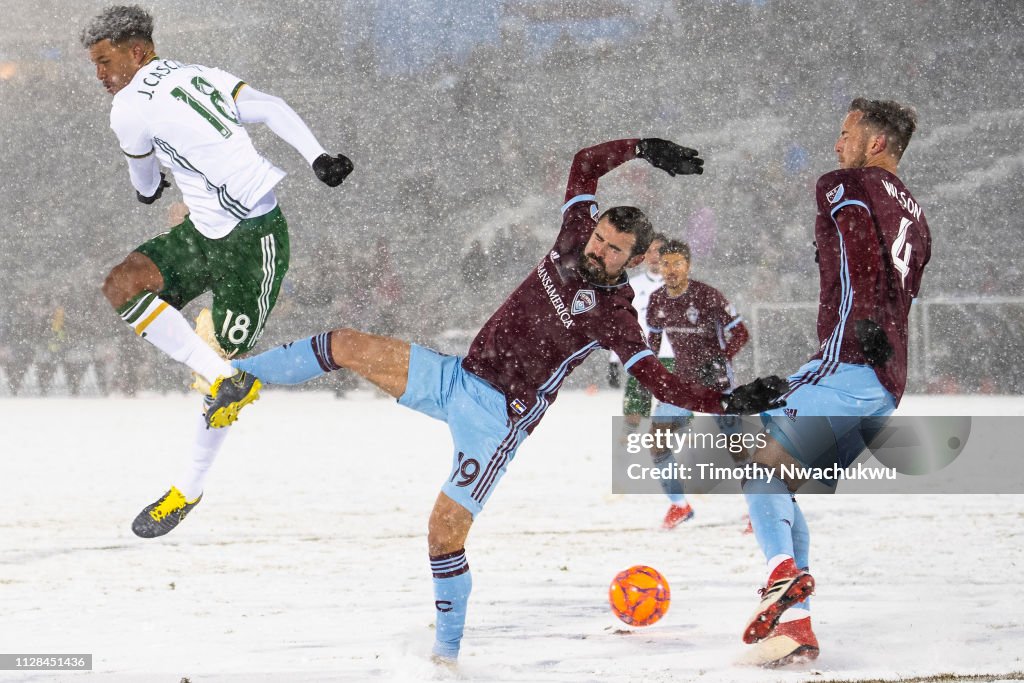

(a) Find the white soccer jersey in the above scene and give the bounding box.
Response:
[110,58,285,239]
[609,269,675,363]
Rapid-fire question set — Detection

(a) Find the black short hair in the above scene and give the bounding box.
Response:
[849,98,918,160]
[81,5,154,48]
[658,239,691,262]
[598,206,654,257]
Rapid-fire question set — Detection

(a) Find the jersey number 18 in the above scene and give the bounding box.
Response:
[170,76,239,139]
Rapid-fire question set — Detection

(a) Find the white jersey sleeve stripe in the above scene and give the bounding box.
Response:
[830,199,871,218]
[624,349,654,372]
[561,194,596,214]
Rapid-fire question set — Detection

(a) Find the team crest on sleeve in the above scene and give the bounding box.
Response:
[572,289,597,315]
[826,183,845,204]
[510,398,527,415]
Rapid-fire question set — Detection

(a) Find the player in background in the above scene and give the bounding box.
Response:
[81,5,354,538]
[607,233,671,423]
[203,138,788,664]
[741,99,929,667]
[645,239,749,528]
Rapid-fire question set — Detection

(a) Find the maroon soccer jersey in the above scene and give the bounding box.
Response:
[811,167,931,404]
[462,139,725,429]
[646,280,749,391]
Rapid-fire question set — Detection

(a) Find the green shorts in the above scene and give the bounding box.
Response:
[623,357,675,416]
[135,206,290,355]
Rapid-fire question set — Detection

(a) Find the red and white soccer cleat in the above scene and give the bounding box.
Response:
[742,558,815,644]
[662,503,694,529]
[741,614,819,668]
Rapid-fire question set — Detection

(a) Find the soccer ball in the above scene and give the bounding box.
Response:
[608,565,671,626]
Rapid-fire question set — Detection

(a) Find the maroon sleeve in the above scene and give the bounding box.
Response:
[717,293,749,359]
[563,138,641,203]
[629,354,725,414]
[832,204,886,323]
[723,319,749,359]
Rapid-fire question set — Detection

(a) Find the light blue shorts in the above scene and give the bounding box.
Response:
[762,360,895,476]
[398,345,527,518]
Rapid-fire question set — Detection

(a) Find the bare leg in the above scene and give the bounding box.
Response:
[427,491,475,661]
[102,252,164,308]
[328,328,411,398]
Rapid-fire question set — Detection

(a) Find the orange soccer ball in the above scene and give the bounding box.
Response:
[608,565,671,627]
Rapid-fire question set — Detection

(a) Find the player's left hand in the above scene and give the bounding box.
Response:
[722,376,787,414]
[854,319,894,366]
[137,173,171,204]
[313,153,354,187]
[636,138,704,176]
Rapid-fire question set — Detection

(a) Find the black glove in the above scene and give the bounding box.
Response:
[137,173,170,204]
[697,357,726,388]
[722,376,788,414]
[855,319,893,366]
[635,138,704,176]
[312,153,354,187]
[607,362,622,389]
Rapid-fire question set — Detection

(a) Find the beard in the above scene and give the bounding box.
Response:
[579,253,612,284]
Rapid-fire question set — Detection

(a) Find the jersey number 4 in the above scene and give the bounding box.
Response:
[891,216,913,288]
[170,76,239,139]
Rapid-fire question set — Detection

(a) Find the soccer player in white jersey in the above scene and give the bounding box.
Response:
[81,5,354,537]
[608,234,673,420]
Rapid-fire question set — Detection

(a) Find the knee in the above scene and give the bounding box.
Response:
[103,254,160,308]
[427,501,473,556]
[101,262,137,306]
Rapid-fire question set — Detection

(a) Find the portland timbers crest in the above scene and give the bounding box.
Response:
[572,289,597,315]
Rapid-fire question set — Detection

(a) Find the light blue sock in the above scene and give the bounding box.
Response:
[430,549,472,659]
[743,477,795,563]
[232,332,338,385]
[652,450,686,504]
[791,498,811,611]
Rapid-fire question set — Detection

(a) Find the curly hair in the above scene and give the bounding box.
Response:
[80,5,154,48]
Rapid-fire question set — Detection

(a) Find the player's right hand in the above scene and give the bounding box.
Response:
[636,138,704,176]
[722,376,787,414]
[137,173,171,204]
[313,153,354,187]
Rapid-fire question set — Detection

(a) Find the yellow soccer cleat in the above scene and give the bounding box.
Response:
[132,486,203,538]
[205,370,262,428]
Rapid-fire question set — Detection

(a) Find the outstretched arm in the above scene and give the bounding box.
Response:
[564,139,641,203]
[235,85,327,163]
[629,354,786,414]
[235,85,353,186]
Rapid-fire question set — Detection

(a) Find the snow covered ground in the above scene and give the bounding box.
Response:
[3,391,1023,682]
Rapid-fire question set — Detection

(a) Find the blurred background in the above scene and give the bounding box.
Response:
[1,0,1021,398]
